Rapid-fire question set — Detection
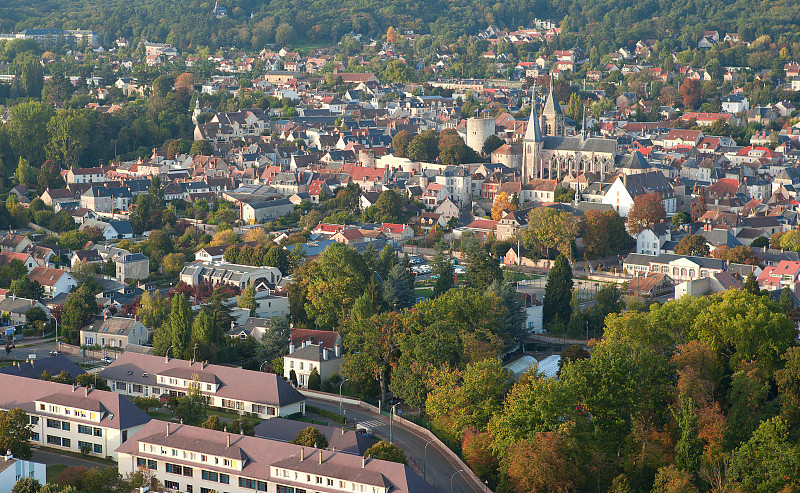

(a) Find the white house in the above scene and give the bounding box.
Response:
[602,171,676,217]
[28,267,78,299]
[80,317,149,349]
[635,223,673,255]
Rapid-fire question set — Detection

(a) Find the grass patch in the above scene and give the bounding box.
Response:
[306,405,346,424]
[47,464,68,483]
[414,288,433,298]
[146,410,177,422]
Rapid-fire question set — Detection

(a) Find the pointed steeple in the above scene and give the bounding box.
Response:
[524,85,543,143]
[543,77,562,116]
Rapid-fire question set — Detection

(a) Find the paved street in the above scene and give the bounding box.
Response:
[32,449,105,470]
[309,398,485,493]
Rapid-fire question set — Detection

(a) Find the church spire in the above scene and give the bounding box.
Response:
[523,83,543,143]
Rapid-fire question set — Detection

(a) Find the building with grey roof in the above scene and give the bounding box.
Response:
[0,373,150,459]
[116,420,433,493]
[80,316,149,349]
[0,354,85,381]
[254,417,376,456]
[99,352,305,419]
[180,261,282,289]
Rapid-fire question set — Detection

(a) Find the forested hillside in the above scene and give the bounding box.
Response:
[2,0,800,49]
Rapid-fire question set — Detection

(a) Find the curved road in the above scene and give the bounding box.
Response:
[308,398,486,493]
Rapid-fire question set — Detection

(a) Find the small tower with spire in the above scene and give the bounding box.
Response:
[522,85,544,183]
[191,98,201,124]
[541,76,565,137]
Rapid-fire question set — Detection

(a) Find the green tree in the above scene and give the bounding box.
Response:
[743,272,760,295]
[425,358,510,442]
[61,285,97,344]
[342,312,402,404]
[189,140,213,157]
[364,441,407,464]
[20,59,43,98]
[406,130,439,162]
[11,478,41,493]
[482,134,504,155]
[464,239,502,290]
[524,207,577,260]
[392,130,413,158]
[567,92,583,124]
[8,101,55,166]
[137,291,170,331]
[169,293,192,359]
[307,367,321,390]
[729,417,800,493]
[673,235,709,257]
[258,317,290,363]
[671,211,690,226]
[302,243,370,329]
[15,157,34,187]
[674,394,701,472]
[238,282,257,316]
[383,263,414,309]
[543,254,573,328]
[0,408,32,459]
[275,23,297,46]
[175,378,209,426]
[36,160,64,194]
[46,109,91,169]
[431,243,454,297]
[190,311,214,346]
[201,414,224,431]
[291,427,328,448]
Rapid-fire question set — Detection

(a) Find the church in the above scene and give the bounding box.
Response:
[522,82,619,183]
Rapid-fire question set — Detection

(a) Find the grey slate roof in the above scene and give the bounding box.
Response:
[254,417,376,455]
[543,136,617,153]
[0,354,85,380]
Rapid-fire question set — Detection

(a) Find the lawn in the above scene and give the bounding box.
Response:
[47,464,68,484]
[414,287,433,298]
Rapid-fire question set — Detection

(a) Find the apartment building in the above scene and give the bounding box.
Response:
[0,374,151,460]
[116,421,432,493]
[99,353,305,420]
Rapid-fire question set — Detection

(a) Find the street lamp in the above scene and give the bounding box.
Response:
[338,379,349,416]
[423,438,436,481]
[450,469,464,493]
[259,361,269,372]
[389,403,397,444]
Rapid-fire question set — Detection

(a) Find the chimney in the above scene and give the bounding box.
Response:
[289,343,295,354]
[318,449,322,465]
[3,450,12,462]
[362,456,366,468]
[85,386,89,397]
[227,434,231,448]
[72,384,76,392]
[166,423,170,437]
[300,447,304,461]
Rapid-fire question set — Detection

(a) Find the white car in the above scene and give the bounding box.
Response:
[454,266,466,274]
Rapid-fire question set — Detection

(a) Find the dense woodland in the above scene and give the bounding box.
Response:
[2,0,800,49]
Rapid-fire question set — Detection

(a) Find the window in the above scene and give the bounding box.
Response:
[147,460,157,470]
[183,467,193,477]
[164,480,179,490]
[62,438,70,448]
[132,384,143,393]
[78,425,92,435]
[30,416,39,425]
[61,422,70,432]
[137,458,146,468]
[166,463,182,475]
[31,432,39,441]
[277,486,295,493]
[116,381,127,391]
[47,436,61,446]
[46,419,61,429]
[202,470,218,482]
[94,428,102,437]
[78,441,92,451]
[93,444,102,454]
[220,473,230,484]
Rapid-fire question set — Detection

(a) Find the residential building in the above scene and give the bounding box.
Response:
[0,373,151,459]
[80,187,113,213]
[0,452,45,490]
[0,234,33,253]
[241,198,294,224]
[80,317,149,349]
[116,421,431,493]
[99,353,306,419]
[602,171,676,217]
[0,296,50,327]
[117,253,150,282]
[180,262,282,289]
[284,342,342,388]
[635,223,673,255]
[28,267,78,299]
[623,253,726,283]
[0,354,84,380]
[496,210,528,241]
[254,418,376,456]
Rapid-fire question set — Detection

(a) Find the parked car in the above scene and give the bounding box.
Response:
[49,350,62,357]
[101,356,114,364]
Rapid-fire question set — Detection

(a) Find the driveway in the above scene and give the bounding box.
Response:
[32,449,105,470]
